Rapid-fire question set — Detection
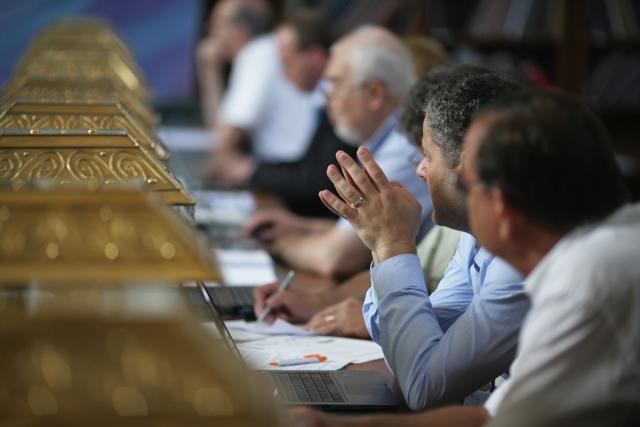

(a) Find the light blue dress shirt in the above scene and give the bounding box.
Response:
[363,232,529,410]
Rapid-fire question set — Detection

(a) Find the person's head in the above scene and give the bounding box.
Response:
[416,69,522,231]
[324,25,416,145]
[402,36,448,78]
[461,90,629,267]
[210,0,273,60]
[276,10,332,92]
[400,64,490,145]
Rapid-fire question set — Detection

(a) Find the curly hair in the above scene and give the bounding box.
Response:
[424,72,522,167]
[399,64,491,145]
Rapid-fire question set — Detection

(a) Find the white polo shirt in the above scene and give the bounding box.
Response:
[485,203,640,418]
[220,35,315,162]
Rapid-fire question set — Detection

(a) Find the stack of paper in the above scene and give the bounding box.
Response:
[193,190,256,225]
[221,319,384,371]
[213,248,277,287]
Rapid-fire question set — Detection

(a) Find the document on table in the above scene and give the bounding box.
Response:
[213,248,277,287]
[193,190,256,226]
[225,319,313,341]
[237,334,385,371]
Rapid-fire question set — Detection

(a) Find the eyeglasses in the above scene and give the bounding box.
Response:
[324,78,378,100]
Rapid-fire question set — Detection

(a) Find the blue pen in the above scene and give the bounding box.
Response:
[270,354,327,367]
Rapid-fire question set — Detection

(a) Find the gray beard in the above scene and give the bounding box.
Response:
[334,124,363,146]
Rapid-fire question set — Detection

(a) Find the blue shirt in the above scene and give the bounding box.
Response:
[363,232,529,410]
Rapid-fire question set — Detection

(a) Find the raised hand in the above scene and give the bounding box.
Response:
[319,147,421,263]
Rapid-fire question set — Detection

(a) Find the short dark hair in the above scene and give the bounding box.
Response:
[474,90,629,231]
[425,71,523,167]
[400,64,491,145]
[285,10,333,51]
[230,3,274,37]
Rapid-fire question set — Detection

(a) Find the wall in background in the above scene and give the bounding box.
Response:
[0,0,202,102]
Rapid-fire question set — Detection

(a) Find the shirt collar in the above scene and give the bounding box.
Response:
[362,108,402,155]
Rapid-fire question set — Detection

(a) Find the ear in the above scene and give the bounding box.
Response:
[365,80,387,111]
[490,187,513,242]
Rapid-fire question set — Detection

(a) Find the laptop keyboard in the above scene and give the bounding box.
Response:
[272,372,345,403]
[209,286,254,307]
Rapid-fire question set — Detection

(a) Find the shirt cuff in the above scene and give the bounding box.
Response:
[371,254,426,298]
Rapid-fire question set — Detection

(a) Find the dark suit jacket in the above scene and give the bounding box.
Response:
[250,109,358,218]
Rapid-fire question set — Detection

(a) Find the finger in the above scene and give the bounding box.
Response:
[357,146,390,190]
[243,214,270,236]
[336,150,377,195]
[319,191,343,218]
[319,190,357,221]
[327,164,364,209]
[327,164,355,205]
[253,283,277,315]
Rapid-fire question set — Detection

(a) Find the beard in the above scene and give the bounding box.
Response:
[334,123,363,146]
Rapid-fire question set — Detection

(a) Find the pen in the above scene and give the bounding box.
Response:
[270,354,327,367]
[257,270,296,323]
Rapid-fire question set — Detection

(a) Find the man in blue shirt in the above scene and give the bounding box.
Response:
[319,71,531,409]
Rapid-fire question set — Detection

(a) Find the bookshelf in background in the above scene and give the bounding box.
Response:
[420,0,640,199]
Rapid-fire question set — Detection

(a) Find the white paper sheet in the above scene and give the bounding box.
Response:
[193,190,256,225]
[215,248,277,286]
[226,319,313,341]
[236,335,384,371]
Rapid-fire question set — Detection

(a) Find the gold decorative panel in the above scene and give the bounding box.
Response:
[0,101,169,160]
[0,314,281,426]
[0,132,191,205]
[11,52,149,101]
[0,187,215,283]
[3,79,156,128]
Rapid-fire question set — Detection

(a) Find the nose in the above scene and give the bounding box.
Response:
[416,159,427,182]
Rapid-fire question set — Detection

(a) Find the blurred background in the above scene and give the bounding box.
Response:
[2,0,639,195]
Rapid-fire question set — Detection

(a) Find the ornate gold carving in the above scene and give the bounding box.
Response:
[0,188,218,283]
[0,104,169,160]
[0,133,192,205]
[5,80,155,127]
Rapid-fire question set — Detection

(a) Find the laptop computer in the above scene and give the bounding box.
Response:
[195,282,399,411]
[206,285,256,318]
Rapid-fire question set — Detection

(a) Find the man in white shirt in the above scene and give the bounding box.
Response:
[197,0,315,180]
[245,26,432,279]
[295,91,638,426]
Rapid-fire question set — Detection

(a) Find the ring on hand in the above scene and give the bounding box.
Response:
[324,314,335,323]
[353,197,365,209]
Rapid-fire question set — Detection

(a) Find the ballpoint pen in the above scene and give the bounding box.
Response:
[270,354,327,367]
[257,270,296,323]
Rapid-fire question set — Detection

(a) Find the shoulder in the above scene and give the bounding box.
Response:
[235,35,277,66]
[375,130,416,158]
[532,204,640,302]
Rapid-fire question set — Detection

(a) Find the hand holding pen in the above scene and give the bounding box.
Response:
[257,270,296,323]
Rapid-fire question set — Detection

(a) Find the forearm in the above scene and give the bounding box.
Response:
[198,62,225,128]
[271,230,370,278]
[368,255,467,410]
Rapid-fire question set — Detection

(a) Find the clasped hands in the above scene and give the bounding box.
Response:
[319,147,421,263]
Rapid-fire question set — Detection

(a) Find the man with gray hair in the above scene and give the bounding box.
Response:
[246,25,433,279]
